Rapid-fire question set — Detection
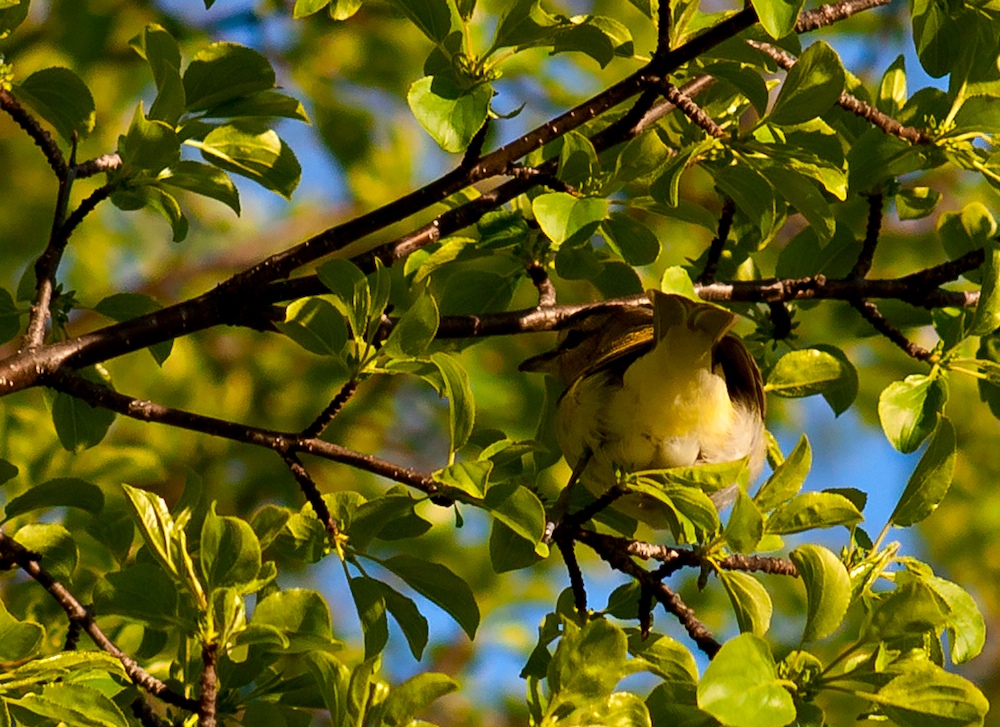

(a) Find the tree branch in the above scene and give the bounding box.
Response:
[43,371,445,499]
[0,87,67,176]
[746,40,930,144]
[0,530,198,712]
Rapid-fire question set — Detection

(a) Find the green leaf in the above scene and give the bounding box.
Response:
[765,348,851,398]
[379,580,430,660]
[93,562,179,628]
[868,665,988,727]
[751,0,806,39]
[938,203,996,284]
[0,458,17,486]
[533,192,609,245]
[482,482,547,550]
[769,41,845,126]
[388,0,452,42]
[438,269,517,316]
[912,0,962,78]
[890,417,956,527]
[709,161,776,240]
[873,576,948,640]
[191,121,301,199]
[697,634,795,727]
[318,258,371,337]
[719,571,772,636]
[0,598,44,662]
[383,292,439,358]
[765,491,862,534]
[380,554,480,638]
[433,459,492,498]
[754,434,810,511]
[757,165,835,243]
[202,89,309,122]
[276,297,350,361]
[790,544,850,642]
[877,55,907,116]
[294,0,331,17]
[121,483,182,578]
[51,376,116,452]
[130,24,185,124]
[925,576,986,664]
[200,502,263,591]
[183,42,276,112]
[895,186,940,221]
[158,160,240,215]
[15,67,96,142]
[878,374,948,453]
[490,521,545,573]
[548,618,629,699]
[601,213,661,266]
[120,103,180,172]
[249,589,340,653]
[111,184,189,242]
[814,344,859,415]
[724,489,764,553]
[14,523,77,582]
[94,292,173,365]
[2,477,104,521]
[492,0,562,51]
[7,683,128,727]
[970,248,1000,335]
[629,632,698,682]
[430,352,475,454]
[382,672,458,726]
[0,0,29,39]
[349,576,389,659]
[407,76,491,153]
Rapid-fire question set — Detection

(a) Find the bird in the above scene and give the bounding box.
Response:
[520,290,766,529]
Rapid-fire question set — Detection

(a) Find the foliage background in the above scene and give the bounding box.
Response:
[1,0,999,725]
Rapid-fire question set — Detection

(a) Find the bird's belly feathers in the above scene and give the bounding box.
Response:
[556,360,758,477]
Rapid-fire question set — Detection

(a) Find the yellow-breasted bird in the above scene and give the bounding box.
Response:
[520,290,766,525]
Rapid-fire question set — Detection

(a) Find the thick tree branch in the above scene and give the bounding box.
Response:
[0,530,198,712]
[198,642,218,727]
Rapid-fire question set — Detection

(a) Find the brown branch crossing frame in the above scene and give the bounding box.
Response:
[0,0,976,698]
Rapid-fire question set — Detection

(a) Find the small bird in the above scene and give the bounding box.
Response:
[520,290,766,527]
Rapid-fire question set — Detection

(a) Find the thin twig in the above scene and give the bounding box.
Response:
[283,452,341,544]
[74,152,122,178]
[42,371,444,499]
[700,197,736,284]
[747,40,930,144]
[851,192,884,279]
[850,298,933,361]
[527,262,556,307]
[0,530,198,712]
[795,0,893,33]
[302,379,359,439]
[661,82,727,138]
[0,87,67,176]
[555,536,588,617]
[718,553,799,576]
[577,529,721,657]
